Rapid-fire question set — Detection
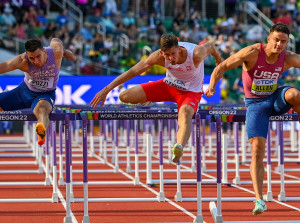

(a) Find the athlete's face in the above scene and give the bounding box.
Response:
[26,48,46,68]
[267,31,289,54]
[160,46,180,65]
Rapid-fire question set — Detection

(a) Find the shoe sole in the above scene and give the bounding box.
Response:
[36,123,46,145]
[172,147,183,163]
[253,209,264,215]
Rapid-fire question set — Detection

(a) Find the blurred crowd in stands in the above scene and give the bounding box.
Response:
[0,0,300,103]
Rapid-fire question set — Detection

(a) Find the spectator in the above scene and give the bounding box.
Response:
[179,26,190,42]
[11,0,23,23]
[88,8,102,24]
[260,0,272,18]
[44,21,57,39]
[80,22,93,41]
[15,23,26,39]
[2,7,16,30]
[246,25,263,42]
[104,0,118,15]
[37,9,48,28]
[23,6,38,25]
[101,13,116,33]
[123,11,135,26]
[104,35,113,49]
[71,33,85,56]
[56,10,69,29]
[92,0,105,15]
[220,73,229,102]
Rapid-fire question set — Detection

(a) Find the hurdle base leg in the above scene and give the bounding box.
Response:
[209,202,223,223]
[191,165,196,172]
[278,191,286,202]
[70,193,74,203]
[126,166,131,172]
[201,164,206,172]
[45,177,51,186]
[193,215,203,223]
[157,192,165,202]
[174,192,182,202]
[274,166,280,172]
[264,192,273,202]
[114,166,119,173]
[82,216,90,223]
[52,193,58,203]
[134,177,140,185]
[64,216,72,223]
[38,166,43,174]
[233,177,240,185]
[59,178,65,186]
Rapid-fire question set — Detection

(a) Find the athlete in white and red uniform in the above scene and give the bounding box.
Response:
[205,23,300,215]
[91,34,223,163]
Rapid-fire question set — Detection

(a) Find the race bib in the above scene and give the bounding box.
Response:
[164,77,190,90]
[28,77,54,90]
[251,78,277,95]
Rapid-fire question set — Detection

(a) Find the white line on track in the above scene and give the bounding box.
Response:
[93,154,203,223]
[41,162,78,223]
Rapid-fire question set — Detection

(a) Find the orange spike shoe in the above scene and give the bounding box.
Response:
[36,123,46,146]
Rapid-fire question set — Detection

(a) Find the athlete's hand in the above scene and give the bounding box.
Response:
[205,87,216,97]
[90,90,108,108]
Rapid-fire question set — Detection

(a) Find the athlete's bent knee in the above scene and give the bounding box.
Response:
[285,88,300,104]
[119,90,130,103]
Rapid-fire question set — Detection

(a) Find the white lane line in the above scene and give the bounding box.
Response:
[41,162,78,223]
[93,154,203,222]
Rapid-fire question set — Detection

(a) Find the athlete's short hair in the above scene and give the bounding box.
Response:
[160,34,178,52]
[270,23,290,36]
[25,38,43,52]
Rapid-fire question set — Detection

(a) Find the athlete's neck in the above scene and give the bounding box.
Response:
[177,46,187,64]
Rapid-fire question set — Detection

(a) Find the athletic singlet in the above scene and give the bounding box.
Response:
[243,43,286,98]
[164,42,204,93]
[24,47,59,92]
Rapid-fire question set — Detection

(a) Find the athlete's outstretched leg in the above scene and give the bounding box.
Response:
[172,104,194,163]
[33,100,52,145]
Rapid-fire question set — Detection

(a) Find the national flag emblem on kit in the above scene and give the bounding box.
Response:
[275,67,282,71]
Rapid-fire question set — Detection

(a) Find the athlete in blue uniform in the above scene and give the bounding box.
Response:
[0,38,76,145]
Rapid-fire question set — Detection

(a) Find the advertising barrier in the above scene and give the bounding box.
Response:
[0,75,220,105]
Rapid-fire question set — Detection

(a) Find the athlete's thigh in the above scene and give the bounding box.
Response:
[31,91,56,112]
[0,85,28,111]
[245,98,272,139]
[141,79,175,102]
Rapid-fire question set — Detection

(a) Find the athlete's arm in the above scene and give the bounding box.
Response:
[50,38,76,62]
[0,53,27,74]
[194,42,223,67]
[284,51,300,70]
[90,50,164,108]
[205,44,257,97]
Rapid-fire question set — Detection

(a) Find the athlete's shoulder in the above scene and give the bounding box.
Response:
[147,50,165,66]
[238,43,260,59]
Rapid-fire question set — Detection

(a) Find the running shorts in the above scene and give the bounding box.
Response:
[141,79,202,113]
[0,81,56,112]
[245,86,292,139]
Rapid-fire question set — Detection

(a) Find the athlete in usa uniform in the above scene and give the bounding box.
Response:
[0,38,76,145]
[91,34,223,163]
[205,23,300,215]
